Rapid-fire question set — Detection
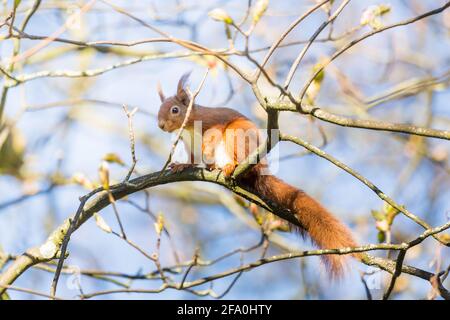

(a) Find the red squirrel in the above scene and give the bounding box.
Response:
[157,73,359,277]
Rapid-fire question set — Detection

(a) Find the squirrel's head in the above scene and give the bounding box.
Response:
[157,72,192,132]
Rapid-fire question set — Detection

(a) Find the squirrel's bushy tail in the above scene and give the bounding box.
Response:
[242,168,358,278]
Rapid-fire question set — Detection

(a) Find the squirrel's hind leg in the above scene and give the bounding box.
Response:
[221,163,236,177]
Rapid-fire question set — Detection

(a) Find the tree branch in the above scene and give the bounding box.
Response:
[1,166,449,297]
[270,101,450,140]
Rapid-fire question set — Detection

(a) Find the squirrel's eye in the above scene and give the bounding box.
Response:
[171,106,179,114]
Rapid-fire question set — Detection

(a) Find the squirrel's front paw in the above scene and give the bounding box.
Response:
[169,162,194,173]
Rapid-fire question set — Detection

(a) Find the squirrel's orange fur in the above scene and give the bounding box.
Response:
[157,73,358,277]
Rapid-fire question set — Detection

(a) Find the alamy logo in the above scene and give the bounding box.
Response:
[364,266,382,290]
[65,265,82,291]
[66,5,83,30]
[172,121,280,175]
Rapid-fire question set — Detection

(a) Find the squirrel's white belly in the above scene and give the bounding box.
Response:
[213,140,233,169]
[178,128,233,168]
[178,128,203,164]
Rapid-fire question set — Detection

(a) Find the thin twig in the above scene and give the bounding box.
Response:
[123,105,138,181]
[383,250,407,300]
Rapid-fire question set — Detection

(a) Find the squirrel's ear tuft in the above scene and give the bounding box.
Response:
[177,71,191,93]
[177,71,192,106]
[157,82,165,102]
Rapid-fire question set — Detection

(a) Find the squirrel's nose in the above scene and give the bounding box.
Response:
[158,119,165,130]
